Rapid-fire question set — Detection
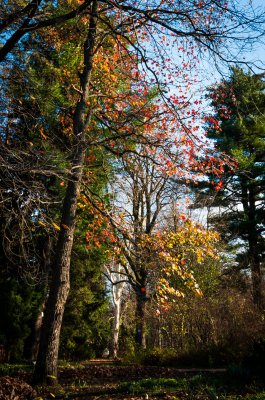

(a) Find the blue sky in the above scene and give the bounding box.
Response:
[197,0,265,85]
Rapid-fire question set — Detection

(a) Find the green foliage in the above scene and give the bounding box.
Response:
[118,373,259,398]
[206,67,265,228]
[138,347,177,366]
[117,302,138,359]
[0,363,33,376]
[0,272,44,361]
[118,372,265,399]
[245,393,265,400]
[60,207,111,359]
[138,346,237,368]
[203,67,265,306]
[0,13,113,364]
[59,247,111,359]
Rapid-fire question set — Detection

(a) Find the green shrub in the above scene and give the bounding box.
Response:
[245,393,265,400]
[139,348,164,365]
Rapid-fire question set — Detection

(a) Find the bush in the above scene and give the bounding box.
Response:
[139,348,165,365]
[139,346,237,368]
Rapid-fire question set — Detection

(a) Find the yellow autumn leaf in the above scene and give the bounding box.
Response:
[195,288,203,297]
[52,223,60,231]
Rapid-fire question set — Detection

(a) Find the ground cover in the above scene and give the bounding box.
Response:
[0,360,265,399]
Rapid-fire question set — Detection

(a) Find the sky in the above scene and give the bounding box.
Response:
[193,0,265,88]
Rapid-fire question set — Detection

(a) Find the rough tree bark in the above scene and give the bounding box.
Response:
[135,279,147,349]
[28,236,52,361]
[135,293,147,348]
[33,0,98,385]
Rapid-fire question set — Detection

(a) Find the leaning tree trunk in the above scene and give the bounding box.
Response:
[33,153,85,384]
[33,1,98,385]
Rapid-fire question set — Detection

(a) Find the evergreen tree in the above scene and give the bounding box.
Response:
[0,18,112,363]
[0,270,44,361]
[204,68,265,308]
[60,148,112,360]
[60,240,111,360]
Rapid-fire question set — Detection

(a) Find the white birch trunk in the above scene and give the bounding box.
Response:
[107,263,126,359]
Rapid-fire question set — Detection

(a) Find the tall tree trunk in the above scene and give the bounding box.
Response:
[33,1,98,385]
[135,287,147,348]
[33,164,84,383]
[29,305,44,361]
[113,297,122,359]
[111,268,125,359]
[250,244,262,308]
[241,178,262,308]
[248,185,262,308]
[24,236,51,361]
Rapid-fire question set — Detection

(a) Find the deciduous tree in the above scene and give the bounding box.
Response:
[1,0,265,385]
